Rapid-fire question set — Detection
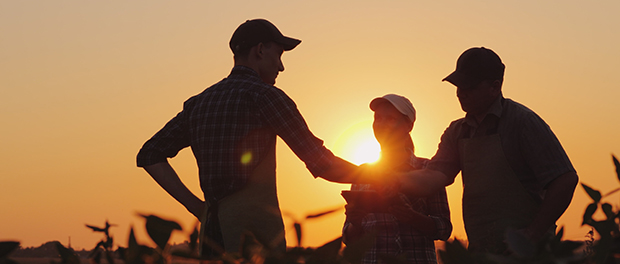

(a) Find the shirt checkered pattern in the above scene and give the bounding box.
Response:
[344,155,452,264]
[137,66,335,201]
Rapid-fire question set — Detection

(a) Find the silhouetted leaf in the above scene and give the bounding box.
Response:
[189,224,199,255]
[305,207,342,219]
[86,224,107,233]
[125,227,145,264]
[581,183,602,203]
[294,223,302,247]
[614,155,620,183]
[0,241,20,259]
[583,203,597,225]
[139,214,182,250]
[605,187,620,198]
[602,203,615,219]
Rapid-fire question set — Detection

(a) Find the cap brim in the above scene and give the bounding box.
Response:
[278,36,301,51]
[369,97,389,111]
[442,71,478,88]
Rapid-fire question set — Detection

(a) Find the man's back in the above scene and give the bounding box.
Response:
[138,65,335,202]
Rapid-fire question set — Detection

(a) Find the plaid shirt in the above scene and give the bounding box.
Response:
[137,66,335,201]
[344,154,452,264]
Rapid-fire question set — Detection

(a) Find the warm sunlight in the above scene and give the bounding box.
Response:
[333,120,381,165]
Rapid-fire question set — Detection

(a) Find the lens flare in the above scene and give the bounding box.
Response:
[241,151,253,164]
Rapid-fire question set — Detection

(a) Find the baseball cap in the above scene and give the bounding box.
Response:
[370,94,416,123]
[229,19,301,54]
[442,47,505,88]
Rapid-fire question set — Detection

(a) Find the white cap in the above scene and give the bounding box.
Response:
[369,94,416,123]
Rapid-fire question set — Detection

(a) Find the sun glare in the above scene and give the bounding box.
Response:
[333,120,381,165]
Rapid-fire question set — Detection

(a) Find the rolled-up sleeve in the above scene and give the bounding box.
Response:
[426,120,463,184]
[256,88,334,177]
[137,110,191,167]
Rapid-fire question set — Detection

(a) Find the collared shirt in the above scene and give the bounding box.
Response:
[344,152,452,264]
[137,66,334,201]
[427,96,575,199]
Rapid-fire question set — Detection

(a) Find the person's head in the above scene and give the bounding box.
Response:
[442,47,504,116]
[370,94,416,149]
[229,19,301,85]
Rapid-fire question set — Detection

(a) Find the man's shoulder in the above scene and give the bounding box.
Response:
[502,98,547,124]
[444,117,467,132]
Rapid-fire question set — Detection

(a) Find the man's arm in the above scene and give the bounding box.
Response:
[524,171,579,241]
[142,162,205,219]
[398,168,453,197]
[318,157,361,183]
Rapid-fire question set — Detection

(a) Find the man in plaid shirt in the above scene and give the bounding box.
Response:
[343,94,452,264]
[137,19,359,257]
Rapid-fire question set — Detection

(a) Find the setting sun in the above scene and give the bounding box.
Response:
[333,120,381,165]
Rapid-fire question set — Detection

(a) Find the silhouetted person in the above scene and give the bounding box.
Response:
[398,47,578,254]
[343,94,451,264]
[136,19,358,257]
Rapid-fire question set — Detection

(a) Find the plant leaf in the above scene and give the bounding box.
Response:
[306,207,342,219]
[189,224,199,255]
[140,214,182,250]
[294,223,302,247]
[583,203,597,225]
[581,183,602,203]
[602,203,615,219]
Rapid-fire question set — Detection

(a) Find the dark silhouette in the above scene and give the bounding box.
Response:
[136,18,362,258]
[342,94,452,263]
[398,47,579,254]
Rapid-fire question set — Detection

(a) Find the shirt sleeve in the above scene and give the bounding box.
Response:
[425,187,453,241]
[518,111,576,189]
[426,120,463,184]
[136,108,191,167]
[256,88,335,177]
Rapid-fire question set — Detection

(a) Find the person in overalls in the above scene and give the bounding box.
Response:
[397,47,579,254]
[137,19,362,258]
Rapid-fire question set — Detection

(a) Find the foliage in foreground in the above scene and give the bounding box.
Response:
[4,154,620,263]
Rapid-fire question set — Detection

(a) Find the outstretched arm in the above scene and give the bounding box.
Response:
[142,162,205,219]
[398,168,453,197]
[318,157,361,183]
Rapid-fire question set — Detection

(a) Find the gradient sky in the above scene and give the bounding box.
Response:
[1,1,619,250]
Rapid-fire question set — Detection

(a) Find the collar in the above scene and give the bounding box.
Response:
[464,95,504,128]
[229,65,261,79]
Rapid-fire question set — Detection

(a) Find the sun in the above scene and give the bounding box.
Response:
[333,120,381,165]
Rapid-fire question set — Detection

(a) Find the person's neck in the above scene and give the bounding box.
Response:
[234,60,259,75]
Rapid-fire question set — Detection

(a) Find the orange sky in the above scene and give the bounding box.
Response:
[1,1,620,250]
